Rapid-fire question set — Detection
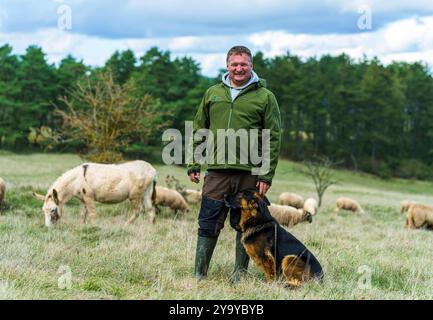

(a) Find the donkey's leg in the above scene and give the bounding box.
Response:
[141,181,156,224]
[83,196,97,225]
[144,195,156,224]
[126,198,142,225]
[80,201,88,224]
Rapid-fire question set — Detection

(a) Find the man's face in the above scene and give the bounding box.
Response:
[227,53,253,87]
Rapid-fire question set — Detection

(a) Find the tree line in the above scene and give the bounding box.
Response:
[0,44,433,179]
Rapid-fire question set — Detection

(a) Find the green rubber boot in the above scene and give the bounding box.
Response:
[230,232,250,284]
[194,235,218,281]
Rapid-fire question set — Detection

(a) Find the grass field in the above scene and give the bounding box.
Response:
[0,151,432,299]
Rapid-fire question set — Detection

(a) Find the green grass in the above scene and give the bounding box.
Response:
[0,152,432,299]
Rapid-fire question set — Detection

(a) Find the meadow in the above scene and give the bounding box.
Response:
[0,151,432,299]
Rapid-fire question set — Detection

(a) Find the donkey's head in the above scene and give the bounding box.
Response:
[33,189,62,227]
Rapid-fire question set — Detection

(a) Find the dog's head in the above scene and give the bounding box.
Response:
[224,189,273,232]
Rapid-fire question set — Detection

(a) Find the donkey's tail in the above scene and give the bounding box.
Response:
[151,179,157,206]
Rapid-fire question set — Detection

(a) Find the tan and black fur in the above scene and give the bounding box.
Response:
[225,189,323,288]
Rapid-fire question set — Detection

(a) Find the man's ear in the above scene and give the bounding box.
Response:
[224,193,235,208]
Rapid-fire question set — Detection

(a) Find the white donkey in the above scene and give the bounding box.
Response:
[33,160,157,227]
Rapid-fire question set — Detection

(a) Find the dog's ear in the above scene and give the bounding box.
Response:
[262,195,271,206]
[224,193,236,208]
[252,191,270,206]
[258,197,275,221]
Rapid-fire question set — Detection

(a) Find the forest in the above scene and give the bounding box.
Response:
[1,44,433,180]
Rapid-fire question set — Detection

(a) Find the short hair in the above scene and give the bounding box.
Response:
[226,46,253,64]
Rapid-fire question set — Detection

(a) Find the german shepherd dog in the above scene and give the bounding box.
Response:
[224,189,323,287]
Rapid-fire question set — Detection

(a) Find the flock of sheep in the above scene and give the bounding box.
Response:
[127,184,433,231]
[0,167,432,231]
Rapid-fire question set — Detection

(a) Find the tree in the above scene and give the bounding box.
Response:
[0,44,20,148]
[300,157,339,208]
[55,70,165,163]
[104,50,137,85]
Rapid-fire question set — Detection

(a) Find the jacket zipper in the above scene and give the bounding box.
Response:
[225,101,234,169]
[224,83,259,169]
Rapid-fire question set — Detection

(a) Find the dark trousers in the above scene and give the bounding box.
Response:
[198,169,257,237]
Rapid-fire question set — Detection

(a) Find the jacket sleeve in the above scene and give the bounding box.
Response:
[187,90,210,175]
[258,92,281,185]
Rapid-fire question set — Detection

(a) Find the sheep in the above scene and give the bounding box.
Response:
[303,198,318,216]
[268,204,312,227]
[277,192,304,209]
[335,197,364,214]
[400,200,417,214]
[0,177,5,207]
[184,189,202,205]
[155,186,190,214]
[405,203,433,230]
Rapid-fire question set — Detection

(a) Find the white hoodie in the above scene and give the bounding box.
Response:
[222,71,260,101]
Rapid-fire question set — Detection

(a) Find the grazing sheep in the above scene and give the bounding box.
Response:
[184,189,202,205]
[335,197,364,214]
[400,200,417,214]
[277,192,304,209]
[0,177,5,206]
[268,204,312,227]
[32,160,157,227]
[155,186,190,214]
[303,198,318,216]
[405,203,433,230]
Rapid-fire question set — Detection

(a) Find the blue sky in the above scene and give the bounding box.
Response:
[1,0,433,75]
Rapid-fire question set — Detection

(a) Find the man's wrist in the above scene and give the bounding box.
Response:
[257,178,272,186]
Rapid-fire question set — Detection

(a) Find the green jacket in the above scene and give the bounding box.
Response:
[187,78,281,185]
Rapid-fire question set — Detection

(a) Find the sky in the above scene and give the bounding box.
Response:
[1,0,433,76]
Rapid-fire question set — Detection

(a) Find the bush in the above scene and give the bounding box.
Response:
[359,158,392,180]
[394,159,433,180]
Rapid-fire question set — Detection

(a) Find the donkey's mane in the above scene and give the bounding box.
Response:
[49,166,82,201]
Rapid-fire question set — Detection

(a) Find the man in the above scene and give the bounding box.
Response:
[187,45,281,282]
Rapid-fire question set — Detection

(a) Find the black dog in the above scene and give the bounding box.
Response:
[225,189,323,287]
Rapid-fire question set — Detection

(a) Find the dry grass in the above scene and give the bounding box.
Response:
[0,153,432,299]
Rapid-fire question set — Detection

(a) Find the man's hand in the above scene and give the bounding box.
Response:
[189,172,200,184]
[256,180,270,195]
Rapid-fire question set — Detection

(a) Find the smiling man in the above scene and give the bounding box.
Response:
[187,45,281,283]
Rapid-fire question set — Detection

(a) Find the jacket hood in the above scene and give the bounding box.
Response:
[222,71,260,89]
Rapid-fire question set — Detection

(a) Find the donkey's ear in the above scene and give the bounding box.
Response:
[52,189,59,205]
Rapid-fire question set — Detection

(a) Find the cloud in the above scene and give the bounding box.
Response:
[1,0,433,39]
[1,2,432,76]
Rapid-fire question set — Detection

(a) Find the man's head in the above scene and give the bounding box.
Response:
[226,46,253,88]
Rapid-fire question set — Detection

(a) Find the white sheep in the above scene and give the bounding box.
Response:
[184,189,202,204]
[405,203,433,230]
[303,198,318,216]
[155,186,190,214]
[268,204,312,227]
[0,177,5,207]
[335,197,364,214]
[277,192,304,209]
